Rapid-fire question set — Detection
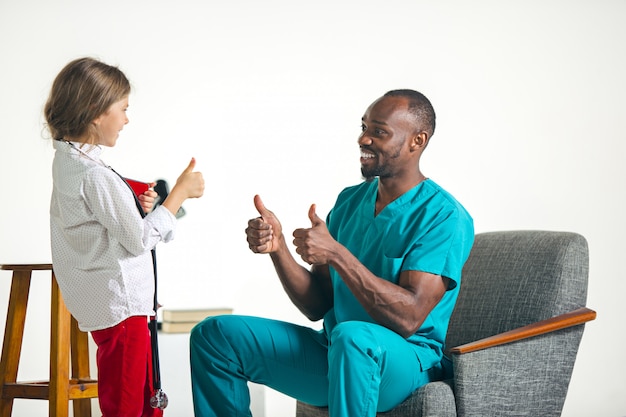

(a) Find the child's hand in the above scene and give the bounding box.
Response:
[138,183,158,213]
[174,158,204,199]
[161,158,204,216]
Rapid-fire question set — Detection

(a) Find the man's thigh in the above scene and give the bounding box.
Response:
[328,321,431,411]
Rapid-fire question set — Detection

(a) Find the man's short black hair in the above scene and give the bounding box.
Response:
[384,89,436,138]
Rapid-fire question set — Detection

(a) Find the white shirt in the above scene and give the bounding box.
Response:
[50,140,177,331]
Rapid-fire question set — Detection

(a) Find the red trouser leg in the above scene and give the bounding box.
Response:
[92,316,163,417]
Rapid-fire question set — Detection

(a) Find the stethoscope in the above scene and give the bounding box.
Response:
[63,140,169,409]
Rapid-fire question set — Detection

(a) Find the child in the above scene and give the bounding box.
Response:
[45,57,204,417]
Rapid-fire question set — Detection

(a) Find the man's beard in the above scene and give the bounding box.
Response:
[361,146,402,182]
[361,167,378,182]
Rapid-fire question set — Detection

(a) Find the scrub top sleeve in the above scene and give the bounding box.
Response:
[400,212,469,290]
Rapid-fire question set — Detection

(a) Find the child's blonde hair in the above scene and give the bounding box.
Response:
[45,57,131,144]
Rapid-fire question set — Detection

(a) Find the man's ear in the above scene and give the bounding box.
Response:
[411,131,429,151]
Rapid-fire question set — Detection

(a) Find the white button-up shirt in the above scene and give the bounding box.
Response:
[50,140,176,331]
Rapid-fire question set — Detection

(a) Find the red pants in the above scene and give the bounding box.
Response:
[91,316,163,417]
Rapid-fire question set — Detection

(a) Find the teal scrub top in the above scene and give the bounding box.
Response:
[323,179,474,369]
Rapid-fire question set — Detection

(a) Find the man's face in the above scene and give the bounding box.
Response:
[358,96,416,181]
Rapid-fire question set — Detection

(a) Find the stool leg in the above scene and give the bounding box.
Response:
[71,318,92,417]
[0,270,32,417]
[49,275,71,417]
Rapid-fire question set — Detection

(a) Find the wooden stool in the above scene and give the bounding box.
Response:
[0,264,98,417]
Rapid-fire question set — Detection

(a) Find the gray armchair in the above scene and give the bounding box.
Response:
[296,230,596,417]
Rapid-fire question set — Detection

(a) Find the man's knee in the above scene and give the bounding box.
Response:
[190,315,243,354]
[329,321,383,354]
[190,315,219,344]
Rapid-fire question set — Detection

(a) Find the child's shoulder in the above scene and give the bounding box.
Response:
[82,164,121,191]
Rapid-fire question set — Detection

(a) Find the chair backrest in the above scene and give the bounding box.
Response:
[446,230,589,349]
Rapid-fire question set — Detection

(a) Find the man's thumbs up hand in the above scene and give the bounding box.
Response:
[293,204,335,265]
[246,195,283,254]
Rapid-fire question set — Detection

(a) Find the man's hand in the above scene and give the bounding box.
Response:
[246,195,283,254]
[293,204,337,265]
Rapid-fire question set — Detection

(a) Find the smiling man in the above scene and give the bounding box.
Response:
[190,89,474,417]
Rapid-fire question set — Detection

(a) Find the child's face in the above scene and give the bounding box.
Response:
[94,96,129,147]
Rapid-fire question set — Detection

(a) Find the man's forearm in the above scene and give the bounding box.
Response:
[269,241,330,321]
[328,246,439,338]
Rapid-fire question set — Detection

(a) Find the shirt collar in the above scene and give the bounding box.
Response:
[54,139,104,160]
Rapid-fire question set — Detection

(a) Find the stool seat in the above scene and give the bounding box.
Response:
[0,264,98,417]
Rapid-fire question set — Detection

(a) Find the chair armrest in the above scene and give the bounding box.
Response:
[449,307,596,355]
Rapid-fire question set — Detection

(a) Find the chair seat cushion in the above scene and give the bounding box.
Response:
[296,380,456,417]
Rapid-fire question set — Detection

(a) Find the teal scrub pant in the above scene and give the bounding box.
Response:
[189,315,442,417]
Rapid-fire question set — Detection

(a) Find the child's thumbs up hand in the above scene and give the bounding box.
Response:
[175,157,204,199]
[161,158,204,216]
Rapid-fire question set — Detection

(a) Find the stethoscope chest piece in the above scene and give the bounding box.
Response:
[150,388,168,410]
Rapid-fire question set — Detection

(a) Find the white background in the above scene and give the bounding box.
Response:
[0,0,624,416]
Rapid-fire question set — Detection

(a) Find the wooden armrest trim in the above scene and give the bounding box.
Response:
[0,264,53,271]
[449,307,596,355]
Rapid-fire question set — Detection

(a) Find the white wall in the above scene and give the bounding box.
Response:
[1,0,624,416]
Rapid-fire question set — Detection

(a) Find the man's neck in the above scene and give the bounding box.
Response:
[374,173,427,216]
